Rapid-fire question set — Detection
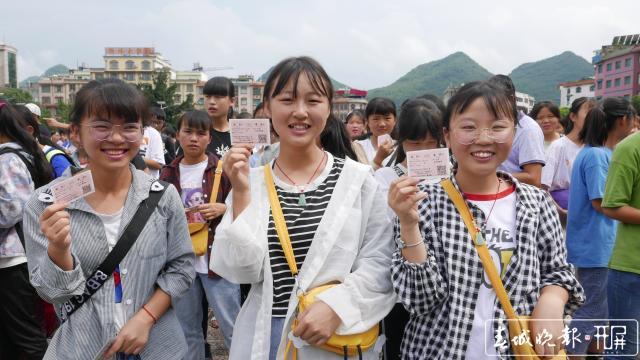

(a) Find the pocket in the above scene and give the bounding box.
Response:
[135,212,168,259]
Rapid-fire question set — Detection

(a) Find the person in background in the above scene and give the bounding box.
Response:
[203,77,235,158]
[0,101,51,360]
[140,110,166,178]
[565,97,636,358]
[319,114,361,162]
[530,101,562,150]
[602,129,640,358]
[490,75,545,187]
[160,110,238,358]
[149,106,176,166]
[345,110,366,140]
[355,97,397,169]
[541,97,595,224]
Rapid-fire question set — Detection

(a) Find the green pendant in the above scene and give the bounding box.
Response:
[475,232,486,246]
[298,193,306,207]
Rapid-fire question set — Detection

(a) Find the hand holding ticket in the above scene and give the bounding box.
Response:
[406,148,451,181]
[230,118,271,146]
[50,170,96,204]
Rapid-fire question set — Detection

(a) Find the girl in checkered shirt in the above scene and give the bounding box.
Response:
[388,81,584,359]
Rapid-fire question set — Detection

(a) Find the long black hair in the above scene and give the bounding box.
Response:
[563,97,596,135]
[263,56,333,104]
[394,98,444,164]
[579,97,636,147]
[0,103,53,187]
[444,81,516,129]
[321,114,358,161]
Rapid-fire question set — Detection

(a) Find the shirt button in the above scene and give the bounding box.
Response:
[125,299,132,305]
[121,269,128,275]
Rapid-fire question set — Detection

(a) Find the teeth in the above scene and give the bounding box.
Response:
[472,152,493,158]
[105,150,126,155]
[289,124,309,129]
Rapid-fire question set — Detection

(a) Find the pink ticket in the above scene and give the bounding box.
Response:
[230,118,271,146]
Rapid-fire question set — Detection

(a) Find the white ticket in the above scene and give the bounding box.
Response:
[229,118,271,146]
[51,170,96,204]
[378,134,392,145]
[406,148,451,181]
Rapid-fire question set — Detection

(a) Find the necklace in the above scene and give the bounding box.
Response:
[471,177,502,246]
[274,151,327,207]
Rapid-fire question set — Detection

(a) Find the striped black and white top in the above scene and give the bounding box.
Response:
[268,155,344,317]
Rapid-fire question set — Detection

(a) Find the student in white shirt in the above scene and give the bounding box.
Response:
[355,97,397,169]
[211,56,395,360]
[141,122,165,178]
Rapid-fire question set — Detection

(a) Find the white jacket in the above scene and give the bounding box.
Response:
[211,154,396,359]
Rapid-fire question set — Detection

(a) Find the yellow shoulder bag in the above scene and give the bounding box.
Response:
[188,160,223,256]
[264,165,379,359]
[441,179,566,359]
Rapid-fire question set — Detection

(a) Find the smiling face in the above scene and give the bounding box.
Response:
[265,72,331,151]
[445,98,514,179]
[535,106,560,137]
[71,114,142,171]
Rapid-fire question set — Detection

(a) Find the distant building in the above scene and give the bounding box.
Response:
[333,88,368,121]
[0,44,18,88]
[37,47,206,115]
[593,34,640,99]
[558,79,595,107]
[231,75,264,115]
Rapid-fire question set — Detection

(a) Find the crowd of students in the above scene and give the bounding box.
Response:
[0,55,638,360]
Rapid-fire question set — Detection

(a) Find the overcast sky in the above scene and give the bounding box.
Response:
[2,0,639,89]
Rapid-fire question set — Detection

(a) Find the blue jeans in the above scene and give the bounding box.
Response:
[567,267,609,355]
[269,317,286,360]
[173,273,240,360]
[606,269,640,359]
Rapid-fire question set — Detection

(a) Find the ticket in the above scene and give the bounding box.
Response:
[406,148,451,181]
[229,118,271,146]
[51,170,96,204]
[378,134,392,145]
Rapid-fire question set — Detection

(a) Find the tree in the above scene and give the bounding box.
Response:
[0,87,33,103]
[631,95,640,114]
[137,71,194,126]
[55,100,72,122]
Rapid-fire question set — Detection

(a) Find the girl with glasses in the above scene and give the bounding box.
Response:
[388,81,584,359]
[22,79,195,359]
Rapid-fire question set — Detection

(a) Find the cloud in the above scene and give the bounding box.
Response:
[3,0,640,89]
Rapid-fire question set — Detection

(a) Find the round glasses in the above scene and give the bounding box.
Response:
[452,126,514,145]
[85,121,143,142]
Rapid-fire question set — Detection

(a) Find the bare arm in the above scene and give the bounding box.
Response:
[510,163,543,188]
[602,205,640,224]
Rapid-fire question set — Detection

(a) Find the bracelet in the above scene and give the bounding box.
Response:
[403,239,424,248]
[142,305,158,324]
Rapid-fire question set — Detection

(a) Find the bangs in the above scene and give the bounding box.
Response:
[73,79,148,124]
[203,77,235,97]
[398,99,443,143]
[264,57,333,103]
[445,81,515,128]
[178,110,211,132]
[366,97,396,118]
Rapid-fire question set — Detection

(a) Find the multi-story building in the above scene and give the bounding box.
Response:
[333,88,368,121]
[37,47,206,114]
[231,75,264,115]
[0,44,18,88]
[515,91,535,113]
[558,79,595,107]
[593,34,640,99]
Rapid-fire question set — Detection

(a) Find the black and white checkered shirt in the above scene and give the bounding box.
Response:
[391,172,585,359]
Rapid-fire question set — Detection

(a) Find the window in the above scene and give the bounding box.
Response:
[567,88,571,94]
[110,73,119,79]
[42,96,51,104]
[41,85,51,93]
[253,87,261,96]
[615,61,621,69]
[174,94,182,102]
[140,73,151,81]
[590,85,595,92]
[606,80,612,88]
[141,60,151,70]
[95,73,104,80]
[124,73,135,81]
[126,60,135,70]
[69,84,76,91]
[55,97,63,103]
[607,63,612,71]
[186,84,194,92]
[55,85,63,93]
[240,86,247,95]
[625,76,631,85]
[614,78,621,87]
[598,64,602,73]
[241,98,247,105]
[626,58,632,67]
[109,60,119,70]
[576,87,582,93]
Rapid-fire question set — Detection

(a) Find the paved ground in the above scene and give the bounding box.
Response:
[206,312,230,359]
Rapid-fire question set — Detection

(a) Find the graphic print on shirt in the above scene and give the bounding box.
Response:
[182,182,206,223]
[481,227,515,288]
[215,144,230,158]
[139,135,150,157]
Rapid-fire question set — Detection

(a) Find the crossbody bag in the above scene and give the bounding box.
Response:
[188,160,223,256]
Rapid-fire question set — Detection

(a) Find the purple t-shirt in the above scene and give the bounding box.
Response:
[499,112,545,173]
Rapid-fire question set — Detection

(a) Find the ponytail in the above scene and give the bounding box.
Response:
[564,97,595,135]
[579,97,635,147]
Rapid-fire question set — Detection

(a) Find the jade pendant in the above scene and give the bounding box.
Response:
[475,232,486,246]
[298,193,306,207]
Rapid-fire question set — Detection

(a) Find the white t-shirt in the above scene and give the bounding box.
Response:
[542,136,583,191]
[141,127,165,178]
[464,184,517,359]
[355,138,395,166]
[96,208,126,331]
[180,160,209,274]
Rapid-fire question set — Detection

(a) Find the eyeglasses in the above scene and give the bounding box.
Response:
[452,125,514,145]
[84,121,143,142]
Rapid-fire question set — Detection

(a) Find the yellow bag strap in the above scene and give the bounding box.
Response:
[264,165,299,276]
[440,179,518,320]
[209,160,224,205]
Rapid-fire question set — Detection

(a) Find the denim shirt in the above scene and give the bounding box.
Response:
[23,165,195,359]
